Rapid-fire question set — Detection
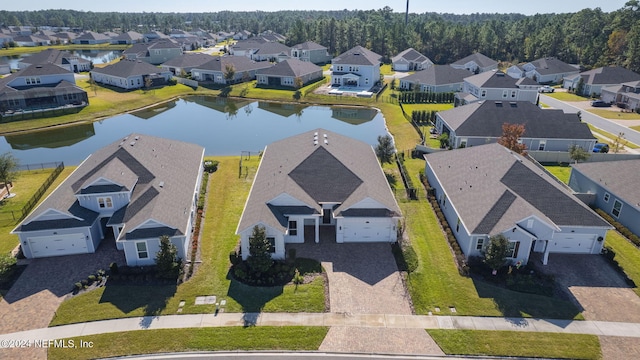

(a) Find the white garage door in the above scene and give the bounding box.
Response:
[550,234,596,253]
[28,233,88,258]
[341,219,393,243]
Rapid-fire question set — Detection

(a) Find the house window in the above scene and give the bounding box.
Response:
[538,140,546,151]
[98,197,113,209]
[612,200,623,218]
[476,238,484,250]
[460,138,467,148]
[456,218,461,232]
[507,241,520,258]
[288,220,297,236]
[442,194,447,208]
[527,219,534,229]
[603,192,610,202]
[503,90,508,98]
[481,90,486,98]
[511,90,517,98]
[267,237,276,253]
[136,242,148,259]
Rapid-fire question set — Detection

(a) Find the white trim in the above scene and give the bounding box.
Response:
[135,240,149,259]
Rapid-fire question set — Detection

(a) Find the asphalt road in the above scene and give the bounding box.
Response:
[540,94,640,146]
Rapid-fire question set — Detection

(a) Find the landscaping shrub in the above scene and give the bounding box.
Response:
[0,253,17,280]
[596,209,640,247]
[231,257,322,287]
[109,262,119,275]
[229,250,242,266]
[203,160,219,173]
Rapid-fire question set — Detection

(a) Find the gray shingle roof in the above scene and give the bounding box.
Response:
[402,65,470,86]
[578,66,640,85]
[195,55,273,73]
[13,63,72,77]
[292,41,327,51]
[452,52,498,68]
[332,46,382,66]
[528,57,578,76]
[425,143,609,235]
[253,42,291,55]
[20,49,90,67]
[76,31,111,41]
[393,48,431,64]
[465,71,538,88]
[256,59,321,77]
[439,101,595,140]
[572,160,640,208]
[237,129,401,233]
[90,59,168,78]
[161,53,214,68]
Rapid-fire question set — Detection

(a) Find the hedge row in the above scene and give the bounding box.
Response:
[411,110,437,125]
[595,208,640,247]
[398,91,455,104]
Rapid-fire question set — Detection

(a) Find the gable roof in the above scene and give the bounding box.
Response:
[402,65,470,86]
[572,159,640,208]
[333,46,382,66]
[15,134,204,240]
[465,70,538,88]
[439,100,595,140]
[425,143,609,235]
[393,48,432,64]
[292,41,327,51]
[20,48,90,67]
[577,66,640,85]
[256,59,321,77]
[113,31,144,42]
[123,40,182,57]
[237,129,401,233]
[253,41,291,55]
[75,31,111,41]
[161,53,214,68]
[527,57,578,75]
[452,52,498,68]
[90,59,168,78]
[195,55,273,73]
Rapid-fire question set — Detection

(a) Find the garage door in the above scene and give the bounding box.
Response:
[549,234,596,253]
[341,219,393,243]
[28,234,88,258]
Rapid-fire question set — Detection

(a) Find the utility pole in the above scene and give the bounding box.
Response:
[405,0,410,26]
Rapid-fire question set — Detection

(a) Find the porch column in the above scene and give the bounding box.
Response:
[315,217,320,243]
[543,240,550,265]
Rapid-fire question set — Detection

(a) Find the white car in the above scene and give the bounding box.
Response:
[538,85,555,93]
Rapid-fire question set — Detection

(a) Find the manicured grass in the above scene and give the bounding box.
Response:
[633,125,640,132]
[545,92,590,101]
[380,64,394,75]
[428,330,601,359]
[544,165,572,184]
[401,103,454,113]
[588,124,640,149]
[48,326,328,360]
[605,230,640,297]
[50,157,325,326]
[588,108,640,120]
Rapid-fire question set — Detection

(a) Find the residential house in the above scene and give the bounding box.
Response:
[456,70,540,106]
[191,56,273,84]
[0,63,88,117]
[73,31,112,45]
[399,65,470,93]
[450,52,498,73]
[569,160,640,237]
[169,30,193,38]
[434,101,596,151]
[424,143,611,265]
[13,35,50,47]
[392,48,433,72]
[259,31,287,43]
[563,66,640,96]
[290,41,332,64]
[256,59,323,88]
[229,39,267,57]
[0,62,10,75]
[53,31,77,44]
[233,30,252,40]
[331,45,382,89]
[601,81,640,111]
[112,31,145,44]
[160,53,214,75]
[12,134,205,266]
[0,33,13,45]
[18,49,91,73]
[236,129,402,260]
[249,42,291,62]
[122,40,183,65]
[144,31,170,41]
[90,60,173,90]
[508,57,579,84]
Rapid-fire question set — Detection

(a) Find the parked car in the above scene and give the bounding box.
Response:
[591,100,611,107]
[593,143,610,153]
[538,85,555,93]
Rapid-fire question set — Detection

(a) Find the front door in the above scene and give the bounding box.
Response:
[323,208,332,224]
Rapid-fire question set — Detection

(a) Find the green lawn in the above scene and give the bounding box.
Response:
[48,326,328,360]
[428,330,601,359]
[588,108,640,120]
[50,156,325,326]
[605,230,640,297]
[380,64,394,75]
[588,124,640,149]
[544,165,572,184]
[401,103,454,113]
[546,92,590,101]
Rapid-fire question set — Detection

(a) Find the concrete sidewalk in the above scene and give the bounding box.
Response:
[2,312,640,341]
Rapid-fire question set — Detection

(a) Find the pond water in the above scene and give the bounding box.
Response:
[0,96,390,165]
[0,49,122,69]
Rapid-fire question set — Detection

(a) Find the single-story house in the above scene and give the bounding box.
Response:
[18,48,91,73]
[111,31,145,44]
[122,40,184,65]
[508,57,579,84]
[425,143,612,265]
[290,41,332,64]
[236,129,402,260]
[569,159,640,237]
[160,53,214,75]
[399,65,470,93]
[73,31,111,45]
[249,42,291,62]
[563,66,640,96]
[456,70,540,106]
[191,56,273,84]
[90,60,173,90]
[229,39,268,57]
[435,100,596,151]
[450,52,498,73]
[12,134,205,266]
[12,35,50,47]
[392,48,433,72]
[256,59,323,88]
[601,81,640,111]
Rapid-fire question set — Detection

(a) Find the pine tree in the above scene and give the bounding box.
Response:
[483,234,509,272]
[155,235,180,279]
[247,225,273,274]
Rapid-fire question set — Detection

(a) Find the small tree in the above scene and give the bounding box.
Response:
[223,64,236,84]
[294,76,304,89]
[144,76,153,90]
[247,225,273,274]
[155,235,181,279]
[0,152,19,197]
[576,77,585,96]
[498,123,527,155]
[483,234,510,273]
[568,144,590,164]
[437,133,449,149]
[610,132,628,153]
[390,78,397,90]
[375,135,395,164]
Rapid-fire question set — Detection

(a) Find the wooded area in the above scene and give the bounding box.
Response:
[1,1,639,71]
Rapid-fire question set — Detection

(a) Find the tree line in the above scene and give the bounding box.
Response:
[1,1,640,71]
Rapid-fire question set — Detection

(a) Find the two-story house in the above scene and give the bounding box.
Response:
[331,46,382,90]
[290,41,332,64]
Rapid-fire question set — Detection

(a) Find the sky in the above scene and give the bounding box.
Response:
[2,0,631,15]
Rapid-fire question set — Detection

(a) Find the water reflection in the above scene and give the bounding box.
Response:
[130,101,177,120]
[0,49,122,69]
[331,107,378,125]
[258,102,307,118]
[5,122,95,150]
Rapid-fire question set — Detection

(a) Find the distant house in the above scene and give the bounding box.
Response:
[456,71,540,106]
[392,48,433,72]
[13,35,50,47]
[563,66,640,96]
[256,59,323,88]
[424,143,611,265]
[73,31,111,45]
[569,160,640,238]
[399,65,470,93]
[53,31,77,44]
[160,53,214,75]
[229,39,267,57]
[0,63,88,116]
[331,46,382,89]
[450,52,498,73]
[122,40,184,65]
[90,60,173,90]
[144,31,170,41]
[517,57,580,84]
[259,31,287,43]
[12,134,205,266]
[434,101,596,151]
[18,48,91,73]
[233,30,252,40]
[0,34,13,45]
[0,62,11,75]
[290,41,332,64]
[236,129,402,260]
[601,80,640,111]
[112,31,145,44]
[249,42,291,62]
[190,56,273,84]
